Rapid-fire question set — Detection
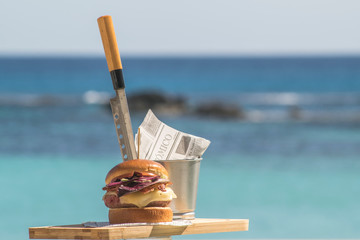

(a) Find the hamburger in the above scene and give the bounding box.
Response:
[102,159,176,224]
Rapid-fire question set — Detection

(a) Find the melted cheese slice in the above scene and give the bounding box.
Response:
[120,187,177,208]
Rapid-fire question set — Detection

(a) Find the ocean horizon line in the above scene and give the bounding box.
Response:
[2,53,360,59]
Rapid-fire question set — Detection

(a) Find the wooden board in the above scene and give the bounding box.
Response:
[29,218,249,239]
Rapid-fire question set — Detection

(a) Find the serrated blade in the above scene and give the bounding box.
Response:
[110,89,137,161]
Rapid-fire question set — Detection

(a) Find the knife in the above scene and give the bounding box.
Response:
[97,15,137,161]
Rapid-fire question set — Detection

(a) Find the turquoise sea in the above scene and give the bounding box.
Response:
[1,57,360,239]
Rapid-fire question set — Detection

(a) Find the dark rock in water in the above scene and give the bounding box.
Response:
[288,105,302,120]
[194,102,244,119]
[128,91,187,115]
[103,90,243,119]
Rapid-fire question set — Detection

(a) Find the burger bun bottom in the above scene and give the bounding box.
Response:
[109,207,173,224]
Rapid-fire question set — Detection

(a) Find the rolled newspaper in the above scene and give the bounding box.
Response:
[135,110,210,160]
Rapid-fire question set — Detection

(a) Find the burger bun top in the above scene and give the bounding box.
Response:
[105,159,168,185]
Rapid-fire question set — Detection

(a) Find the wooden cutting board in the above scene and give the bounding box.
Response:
[29,218,249,239]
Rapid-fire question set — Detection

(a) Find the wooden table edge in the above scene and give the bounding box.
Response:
[29,218,249,239]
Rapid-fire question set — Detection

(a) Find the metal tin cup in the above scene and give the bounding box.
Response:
[155,159,202,220]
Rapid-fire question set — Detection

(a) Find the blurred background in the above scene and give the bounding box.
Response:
[1,0,360,239]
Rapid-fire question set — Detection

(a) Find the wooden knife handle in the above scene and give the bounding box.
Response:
[97,15,122,72]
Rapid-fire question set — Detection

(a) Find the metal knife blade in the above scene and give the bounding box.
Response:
[110,89,136,161]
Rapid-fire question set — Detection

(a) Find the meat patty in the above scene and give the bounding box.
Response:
[145,201,171,207]
[103,194,122,208]
[103,194,171,208]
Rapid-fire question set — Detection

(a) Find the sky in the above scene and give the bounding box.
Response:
[1,0,360,56]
